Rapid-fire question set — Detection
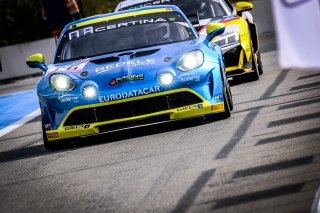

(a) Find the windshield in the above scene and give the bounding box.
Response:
[55,12,196,63]
[119,0,229,19]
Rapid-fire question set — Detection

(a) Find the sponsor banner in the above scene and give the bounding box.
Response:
[177,104,203,112]
[99,86,161,102]
[46,59,90,76]
[214,94,223,100]
[65,124,90,131]
[272,0,320,68]
[179,75,201,83]
[58,95,80,103]
[110,74,144,85]
[96,59,155,74]
[47,132,59,139]
[69,18,167,40]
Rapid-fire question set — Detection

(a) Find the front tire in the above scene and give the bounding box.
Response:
[249,41,260,81]
[257,50,264,75]
[206,87,231,122]
[226,81,233,111]
[220,87,231,119]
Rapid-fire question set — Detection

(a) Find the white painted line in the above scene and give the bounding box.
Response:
[0,108,41,138]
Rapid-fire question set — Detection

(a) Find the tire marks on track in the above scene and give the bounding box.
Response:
[171,69,291,212]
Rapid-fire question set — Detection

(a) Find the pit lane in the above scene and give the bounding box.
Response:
[0,33,320,213]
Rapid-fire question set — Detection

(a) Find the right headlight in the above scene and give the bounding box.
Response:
[177,50,204,71]
[50,74,76,91]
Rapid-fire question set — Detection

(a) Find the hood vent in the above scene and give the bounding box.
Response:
[90,56,120,64]
[130,49,160,59]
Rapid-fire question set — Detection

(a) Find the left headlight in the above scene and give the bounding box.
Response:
[50,74,76,91]
[177,50,204,71]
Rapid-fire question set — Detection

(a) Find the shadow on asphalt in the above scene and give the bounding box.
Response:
[0,116,221,163]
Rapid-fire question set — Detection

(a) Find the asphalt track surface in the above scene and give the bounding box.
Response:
[1,33,320,213]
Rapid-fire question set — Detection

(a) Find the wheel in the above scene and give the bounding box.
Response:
[226,81,233,111]
[220,86,231,119]
[206,86,231,122]
[257,50,264,75]
[249,41,260,81]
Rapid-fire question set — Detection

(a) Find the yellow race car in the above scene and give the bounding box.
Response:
[116,0,263,80]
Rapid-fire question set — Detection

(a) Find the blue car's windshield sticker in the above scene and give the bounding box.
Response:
[55,12,195,63]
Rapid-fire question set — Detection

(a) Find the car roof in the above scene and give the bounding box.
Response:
[115,0,156,11]
[115,0,234,12]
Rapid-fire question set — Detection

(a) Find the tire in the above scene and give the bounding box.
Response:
[206,87,231,122]
[249,41,260,81]
[226,81,233,111]
[220,87,231,119]
[257,50,264,75]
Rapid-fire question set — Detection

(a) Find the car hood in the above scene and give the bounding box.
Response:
[45,40,197,82]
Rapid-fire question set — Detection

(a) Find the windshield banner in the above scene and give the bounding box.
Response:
[68,12,183,41]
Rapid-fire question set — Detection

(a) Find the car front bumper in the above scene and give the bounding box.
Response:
[45,88,226,141]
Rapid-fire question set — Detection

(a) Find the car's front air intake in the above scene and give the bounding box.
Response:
[63,91,202,126]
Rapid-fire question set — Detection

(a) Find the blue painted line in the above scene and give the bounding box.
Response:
[0,89,39,130]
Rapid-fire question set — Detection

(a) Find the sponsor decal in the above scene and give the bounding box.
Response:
[58,95,80,103]
[47,132,59,139]
[179,75,201,83]
[99,86,161,102]
[110,74,144,85]
[214,94,223,100]
[96,58,155,74]
[177,104,203,112]
[44,123,52,130]
[65,124,90,131]
[46,59,90,76]
[69,18,167,40]
[212,102,224,111]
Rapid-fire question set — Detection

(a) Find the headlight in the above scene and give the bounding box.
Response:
[213,33,240,47]
[177,50,204,71]
[159,72,174,86]
[83,85,97,99]
[50,74,76,91]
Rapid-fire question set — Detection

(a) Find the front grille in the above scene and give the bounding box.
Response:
[64,91,202,126]
[224,46,242,67]
[98,114,170,133]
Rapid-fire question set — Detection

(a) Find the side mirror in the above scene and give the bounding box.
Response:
[206,23,225,41]
[26,53,48,72]
[236,2,253,15]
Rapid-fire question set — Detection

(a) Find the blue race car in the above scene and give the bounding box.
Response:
[26,5,233,150]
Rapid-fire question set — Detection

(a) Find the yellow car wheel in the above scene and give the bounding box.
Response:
[257,50,264,75]
[249,41,260,81]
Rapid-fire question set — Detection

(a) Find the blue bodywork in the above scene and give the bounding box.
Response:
[36,6,228,134]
